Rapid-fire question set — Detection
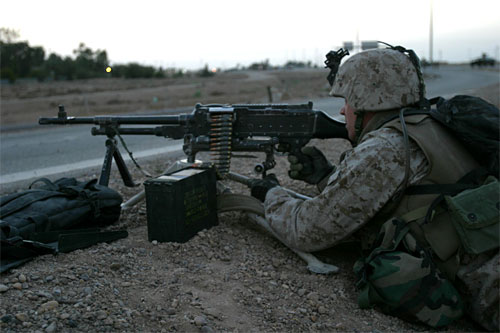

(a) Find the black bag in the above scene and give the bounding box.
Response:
[1,177,125,272]
[429,95,499,176]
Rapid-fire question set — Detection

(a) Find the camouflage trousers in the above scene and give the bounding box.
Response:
[456,250,499,331]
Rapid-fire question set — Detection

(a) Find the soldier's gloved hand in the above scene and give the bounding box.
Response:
[250,174,280,202]
[288,146,334,185]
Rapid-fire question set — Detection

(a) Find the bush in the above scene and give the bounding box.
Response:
[1,67,16,83]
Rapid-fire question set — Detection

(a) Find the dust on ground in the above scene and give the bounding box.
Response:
[0,67,498,332]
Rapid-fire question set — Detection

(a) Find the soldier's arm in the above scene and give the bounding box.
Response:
[262,128,429,252]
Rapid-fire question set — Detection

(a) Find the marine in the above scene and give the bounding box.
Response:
[250,46,499,330]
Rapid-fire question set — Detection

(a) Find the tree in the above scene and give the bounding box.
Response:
[0,41,45,80]
[0,28,20,43]
[73,43,109,79]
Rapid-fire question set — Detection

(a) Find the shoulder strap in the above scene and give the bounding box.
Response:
[0,191,67,219]
[406,167,490,196]
[1,177,81,218]
[29,178,58,190]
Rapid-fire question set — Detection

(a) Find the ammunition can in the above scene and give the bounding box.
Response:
[144,167,218,243]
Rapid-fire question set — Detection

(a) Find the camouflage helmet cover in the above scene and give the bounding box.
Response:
[330,48,422,111]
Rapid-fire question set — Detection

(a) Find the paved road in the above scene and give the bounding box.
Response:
[0,65,498,189]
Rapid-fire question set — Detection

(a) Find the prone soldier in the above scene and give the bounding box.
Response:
[250,46,499,330]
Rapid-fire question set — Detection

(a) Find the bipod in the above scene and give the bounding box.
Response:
[99,136,137,187]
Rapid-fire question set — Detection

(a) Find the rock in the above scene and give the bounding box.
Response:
[12,282,22,290]
[271,258,281,268]
[201,325,215,333]
[171,299,179,308]
[18,274,27,283]
[0,284,8,292]
[96,310,108,320]
[307,292,319,302]
[194,315,208,327]
[15,312,29,322]
[103,317,114,325]
[203,308,220,319]
[1,314,15,323]
[38,300,59,313]
[37,291,53,299]
[60,313,70,320]
[45,321,57,333]
[110,263,121,271]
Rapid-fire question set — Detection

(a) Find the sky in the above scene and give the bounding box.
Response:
[1,0,499,69]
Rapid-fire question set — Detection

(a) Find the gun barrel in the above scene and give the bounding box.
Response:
[39,116,95,125]
[39,114,191,126]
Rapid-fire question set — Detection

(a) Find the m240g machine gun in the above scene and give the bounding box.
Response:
[39,102,348,186]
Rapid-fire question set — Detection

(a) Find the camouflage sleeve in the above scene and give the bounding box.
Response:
[263,127,429,252]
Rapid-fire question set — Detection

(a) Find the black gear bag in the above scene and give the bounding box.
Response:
[429,95,499,176]
[0,177,125,273]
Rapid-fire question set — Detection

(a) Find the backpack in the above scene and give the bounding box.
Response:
[354,95,499,327]
[1,177,126,272]
[429,95,499,177]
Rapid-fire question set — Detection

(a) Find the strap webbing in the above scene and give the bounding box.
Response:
[217,193,265,216]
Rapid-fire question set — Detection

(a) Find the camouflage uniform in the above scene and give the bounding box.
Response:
[264,127,429,252]
[264,125,499,330]
[262,48,499,330]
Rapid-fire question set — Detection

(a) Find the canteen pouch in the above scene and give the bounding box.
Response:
[445,177,499,254]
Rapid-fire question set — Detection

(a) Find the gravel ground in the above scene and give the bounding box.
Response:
[1,73,497,332]
[0,140,486,333]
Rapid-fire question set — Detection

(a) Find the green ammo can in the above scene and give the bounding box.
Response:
[144,167,218,243]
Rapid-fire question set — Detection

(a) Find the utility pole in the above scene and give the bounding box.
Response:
[356,29,360,53]
[429,0,434,64]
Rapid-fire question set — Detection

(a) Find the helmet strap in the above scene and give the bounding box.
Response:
[354,111,365,144]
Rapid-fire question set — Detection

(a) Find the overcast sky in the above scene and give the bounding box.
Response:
[2,0,499,69]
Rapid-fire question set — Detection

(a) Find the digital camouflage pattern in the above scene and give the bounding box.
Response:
[264,126,429,252]
[329,49,421,111]
[354,218,464,327]
[263,125,499,330]
[456,251,500,331]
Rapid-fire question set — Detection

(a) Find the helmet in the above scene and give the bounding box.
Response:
[329,48,423,111]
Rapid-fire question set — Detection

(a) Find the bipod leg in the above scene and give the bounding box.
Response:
[99,139,115,186]
[99,138,137,187]
[112,143,137,187]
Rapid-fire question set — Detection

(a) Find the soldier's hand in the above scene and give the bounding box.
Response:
[250,174,280,202]
[288,146,335,185]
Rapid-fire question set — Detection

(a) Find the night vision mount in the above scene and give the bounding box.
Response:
[324,48,350,87]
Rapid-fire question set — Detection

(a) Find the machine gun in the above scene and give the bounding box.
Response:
[39,102,348,186]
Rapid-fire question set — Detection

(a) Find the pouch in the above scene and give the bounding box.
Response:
[445,177,499,254]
